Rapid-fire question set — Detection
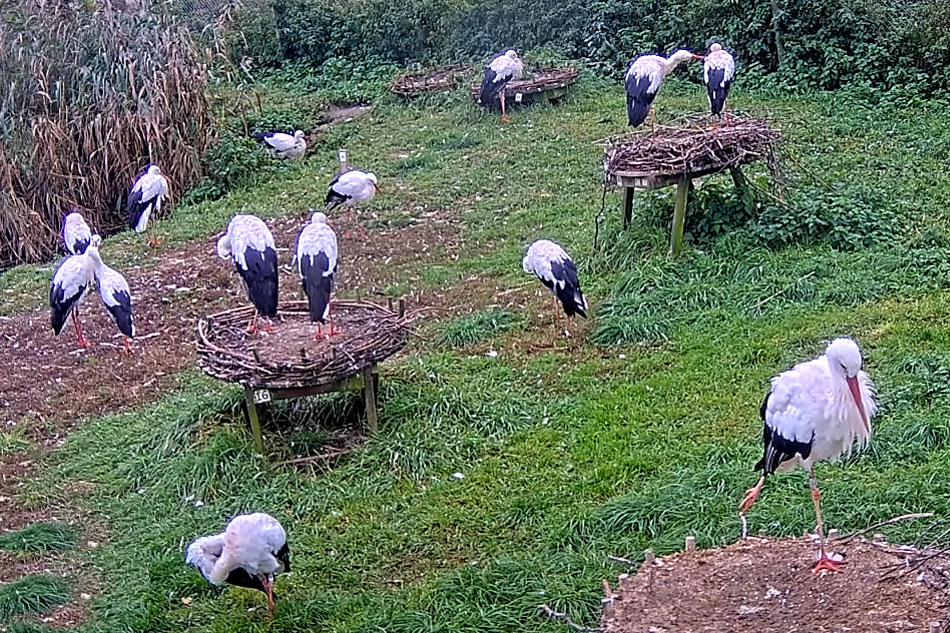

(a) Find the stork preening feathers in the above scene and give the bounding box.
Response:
[296,211,339,338]
[625,49,703,127]
[217,215,279,334]
[127,164,169,245]
[254,130,307,160]
[63,212,93,256]
[522,239,587,337]
[325,169,379,239]
[703,43,736,122]
[740,337,877,574]
[478,49,524,123]
[186,513,290,619]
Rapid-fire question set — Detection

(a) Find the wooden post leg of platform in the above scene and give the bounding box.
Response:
[622,186,635,229]
[363,366,378,434]
[243,385,265,455]
[670,175,690,256]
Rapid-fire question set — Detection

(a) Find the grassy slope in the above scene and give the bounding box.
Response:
[6,77,950,631]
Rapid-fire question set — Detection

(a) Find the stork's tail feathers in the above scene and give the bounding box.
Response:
[556,285,587,319]
[627,95,650,127]
[251,132,268,142]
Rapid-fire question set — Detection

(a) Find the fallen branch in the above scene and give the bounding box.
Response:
[606,554,636,567]
[834,513,935,544]
[276,447,354,467]
[538,604,599,633]
[748,270,816,313]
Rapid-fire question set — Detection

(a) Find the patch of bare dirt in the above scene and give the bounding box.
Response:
[602,537,948,633]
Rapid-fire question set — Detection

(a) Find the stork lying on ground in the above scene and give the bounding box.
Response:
[740,337,877,574]
[478,49,524,124]
[254,130,307,160]
[186,513,290,619]
[625,49,703,127]
[217,215,279,334]
[296,211,339,338]
[522,239,588,338]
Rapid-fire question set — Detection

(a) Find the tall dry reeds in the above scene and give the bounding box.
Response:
[0,1,214,267]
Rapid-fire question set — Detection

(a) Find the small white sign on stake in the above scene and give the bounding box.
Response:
[253,389,272,404]
[514,93,523,103]
[338,149,348,170]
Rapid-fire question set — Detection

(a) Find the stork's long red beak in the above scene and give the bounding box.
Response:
[693,55,705,61]
[373,183,381,194]
[846,376,870,434]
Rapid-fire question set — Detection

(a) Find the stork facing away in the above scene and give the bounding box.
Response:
[703,43,736,123]
[217,215,279,334]
[625,49,703,127]
[740,337,877,574]
[63,211,93,256]
[478,49,524,123]
[186,512,291,619]
[296,211,339,338]
[522,239,588,338]
[127,164,169,246]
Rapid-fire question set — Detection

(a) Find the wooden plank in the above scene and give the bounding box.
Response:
[243,385,265,455]
[363,365,378,434]
[268,375,363,400]
[670,176,690,256]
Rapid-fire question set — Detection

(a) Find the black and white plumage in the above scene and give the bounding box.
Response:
[325,170,379,239]
[127,164,169,242]
[703,43,736,119]
[94,257,135,355]
[478,49,524,123]
[296,211,339,337]
[63,211,93,256]
[50,235,100,349]
[740,337,877,574]
[254,130,307,160]
[522,240,588,336]
[186,513,291,618]
[217,215,279,333]
[625,49,702,127]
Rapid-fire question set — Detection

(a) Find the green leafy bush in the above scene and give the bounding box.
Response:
[182,132,276,204]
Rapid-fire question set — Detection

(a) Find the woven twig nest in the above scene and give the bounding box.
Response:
[470,67,579,101]
[603,114,783,179]
[391,64,470,96]
[196,300,409,389]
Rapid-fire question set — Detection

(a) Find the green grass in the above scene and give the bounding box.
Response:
[6,75,950,632]
[0,523,77,551]
[0,575,70,622]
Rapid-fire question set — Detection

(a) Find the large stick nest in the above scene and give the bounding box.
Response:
[196,300,409,389]
[603,114,783,180]
[470,67,579,100]
[390,64,471,96]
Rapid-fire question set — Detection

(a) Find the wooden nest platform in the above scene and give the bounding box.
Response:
[196,300,408,390]
[471,67,578,105]
[598,536,948,633]
[604,114,783,186]
[391,64,470,96]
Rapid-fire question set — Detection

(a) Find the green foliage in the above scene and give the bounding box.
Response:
[183,132,278,205]
[0,575,70,621]
[0,523,77,551]
[438,309,522,347]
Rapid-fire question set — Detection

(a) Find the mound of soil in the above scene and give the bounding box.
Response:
[603,537,948,633]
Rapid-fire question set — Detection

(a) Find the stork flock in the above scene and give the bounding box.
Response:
[40,40,881,619]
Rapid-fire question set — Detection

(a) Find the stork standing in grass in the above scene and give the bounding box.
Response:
[522,239,588,337]
[740,337,877,574]
[296,211,339,338]
[478,49,524,124]
[50,235,100,349]
[325,169,379,239]
[127,164,169,246]
[217,215,279,334]
[93,248,135,355]
[254,130,307,160]
[625,49,704,127]
[703,43,736,123]
[63,211,93,256]
[186,513,291,619]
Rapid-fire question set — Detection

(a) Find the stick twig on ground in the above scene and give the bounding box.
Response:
[835,513,934,544]
[538,604,600,633]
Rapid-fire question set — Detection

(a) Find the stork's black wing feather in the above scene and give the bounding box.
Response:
[104,290,134,337]
[753,391,813,474]
[549,259,587,319]
[237,247,279,318]
[705,67,731,116]
[300,253,334,323]
[127,187,146,230]
[49,281,85,335]
[625,74,656,127]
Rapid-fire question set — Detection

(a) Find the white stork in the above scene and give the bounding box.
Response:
[254,130,307,160]
[296,211,339,338]
[478,49,524,123]
[325,169,379,239]
[93,253,135,355]
[522,239,588,337]
[625,49,703,127]
[217,215,279,334]
[50,235,100,349]
[740,337,877,574]
[127,164,169,246]
[703,43,736,122]
[186,512,290,619]
[63,211,93,256]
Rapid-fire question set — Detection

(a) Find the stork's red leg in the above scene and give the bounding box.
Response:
[261,576,275,619]
[315,322,323,339]
[739,475,765,514]
[500,93,509,124]
[72,307,90,349]
[246,313,258,334]
[809,470,842,573]
[328,303,340,336]
[123,336,133,356]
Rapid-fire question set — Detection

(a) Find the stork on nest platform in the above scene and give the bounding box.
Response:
[601,114,783,255]
[196,299,409,456]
